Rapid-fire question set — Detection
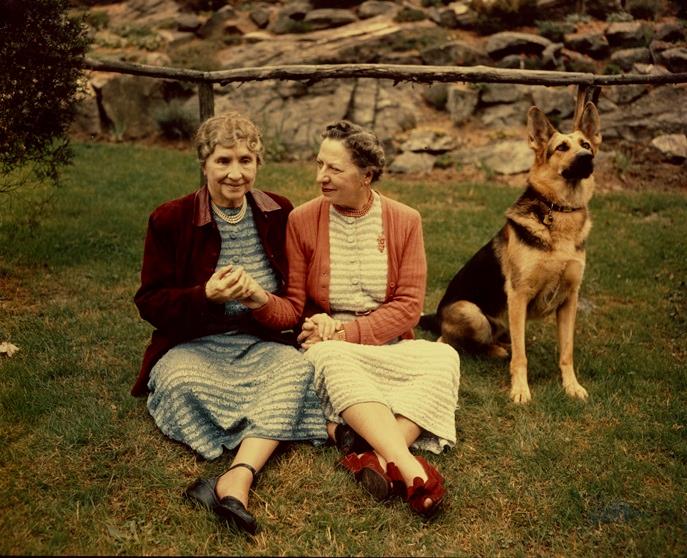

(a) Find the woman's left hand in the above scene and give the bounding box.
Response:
[297,313,342,349]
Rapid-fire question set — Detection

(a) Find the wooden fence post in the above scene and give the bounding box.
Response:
[198,81,215,122]
[198,81,215,185]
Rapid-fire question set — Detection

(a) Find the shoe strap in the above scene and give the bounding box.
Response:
[228,462,257,478]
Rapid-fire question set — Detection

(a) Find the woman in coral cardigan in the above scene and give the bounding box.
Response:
[241,120,460,518]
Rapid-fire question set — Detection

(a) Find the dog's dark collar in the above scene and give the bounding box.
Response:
[525,185,584,213]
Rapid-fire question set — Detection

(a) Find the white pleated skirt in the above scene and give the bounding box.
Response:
[305,339,460,454]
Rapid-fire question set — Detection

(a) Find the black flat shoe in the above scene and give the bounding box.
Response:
[184,470,258,535]
[335,423,372,455]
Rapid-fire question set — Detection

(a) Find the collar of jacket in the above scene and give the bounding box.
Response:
[192,186,282,226]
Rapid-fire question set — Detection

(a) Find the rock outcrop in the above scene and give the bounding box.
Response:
[73,0,687,173]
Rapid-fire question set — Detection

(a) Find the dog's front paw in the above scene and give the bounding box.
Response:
[509,382,532,404]
[563,381,588,400]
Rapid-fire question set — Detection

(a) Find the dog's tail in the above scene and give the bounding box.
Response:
[418,312,441,335]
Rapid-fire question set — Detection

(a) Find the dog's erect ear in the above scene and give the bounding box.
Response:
[527,106,556,154]
[577,102,602,148]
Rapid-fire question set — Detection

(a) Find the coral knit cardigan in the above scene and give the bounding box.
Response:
[252,193,426,345]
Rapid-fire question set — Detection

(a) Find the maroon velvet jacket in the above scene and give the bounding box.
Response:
[131,186,294,396]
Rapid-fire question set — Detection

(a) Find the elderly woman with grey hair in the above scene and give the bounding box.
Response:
[133,111,327,535]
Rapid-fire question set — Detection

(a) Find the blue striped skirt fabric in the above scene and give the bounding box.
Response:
[147,331,329,460]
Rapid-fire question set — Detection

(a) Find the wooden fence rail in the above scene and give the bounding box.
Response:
[83,57,687,185]
[83,56,687,130]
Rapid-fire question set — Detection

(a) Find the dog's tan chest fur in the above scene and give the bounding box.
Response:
[500,214,588,319]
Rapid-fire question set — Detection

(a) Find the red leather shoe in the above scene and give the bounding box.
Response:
[339,451,393,501]
[386,455,446,518]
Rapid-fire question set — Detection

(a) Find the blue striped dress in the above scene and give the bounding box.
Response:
[146,202,328,460]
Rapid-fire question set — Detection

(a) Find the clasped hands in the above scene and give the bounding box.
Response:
[205,264,268,309]
[205,266,343,349]
[297,313,343,350]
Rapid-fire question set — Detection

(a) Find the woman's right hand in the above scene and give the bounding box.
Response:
[205,265,267,306]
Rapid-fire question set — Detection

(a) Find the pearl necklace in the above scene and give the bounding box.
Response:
[333,190,374,218]
[211,197,247,225]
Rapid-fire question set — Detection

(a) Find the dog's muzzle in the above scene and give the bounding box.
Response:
[562,152,594,181]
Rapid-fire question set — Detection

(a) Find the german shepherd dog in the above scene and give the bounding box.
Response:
[420,102,601,403]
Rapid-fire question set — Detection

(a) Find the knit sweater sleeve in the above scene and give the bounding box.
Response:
[251,206,312,328]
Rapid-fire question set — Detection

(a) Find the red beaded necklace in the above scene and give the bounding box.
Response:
[333,190,374,218]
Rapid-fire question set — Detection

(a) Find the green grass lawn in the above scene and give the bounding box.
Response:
[1,142,685,556]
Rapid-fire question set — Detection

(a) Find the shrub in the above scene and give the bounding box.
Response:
[154,102,199,141]
[83,9,109,31]
[536,20,576,43]
[0,0,90,193]
[603,62,624,74]
[393,7,428,23]
[112,23,163,51]
[626,0,663,19]
[606,11,634,22]
[168,40,223,71]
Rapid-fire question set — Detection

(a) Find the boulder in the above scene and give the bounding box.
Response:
[650,133,687,163]
[480,83,529,105]
[602,85,687,141]
[479,101,531,128]
[420,40,488,66]
[270,1,313,34]
[358,1,398,19]
[94,75,168,140]
[481,140,533,175]
[657,47,687,73]
[559,48,597,73]
[456,140,533,175]
[584,0,623,20]
[422,83,449,110]
[71,78,102,137]
[486,32,552,60]
[249,8,271,29]
[610,47,652,72]
[602,84,649,105]
[196,5,237,39]
[605,21,652,49]
[430,2,475,29]
[388,151,435,174]
[541,42,564,69]
[304,9,358,30]
[530,86,575,118]
[563,31,609,59]
[113,0,182,27]
[400,130,457,153]
[446,85,479,125]
[654,22,685,43]
[372,82,418,140]
[176,13,202,33]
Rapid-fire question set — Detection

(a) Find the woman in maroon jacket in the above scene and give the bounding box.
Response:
[133,112,327,535]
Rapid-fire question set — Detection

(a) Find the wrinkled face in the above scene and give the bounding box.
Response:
[203,141,257,208]
[316,138,370,209]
